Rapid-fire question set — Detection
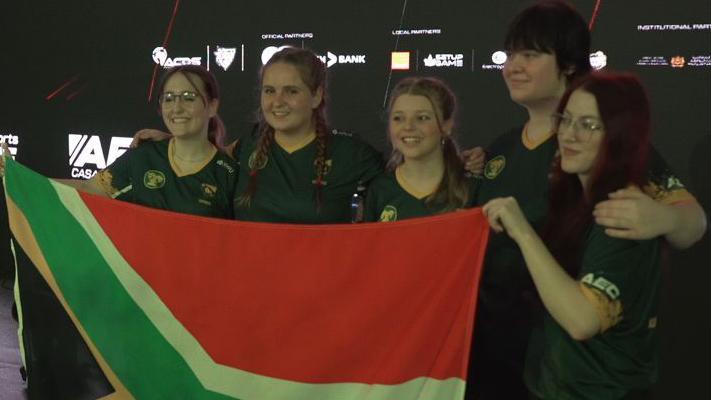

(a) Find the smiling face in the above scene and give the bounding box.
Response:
[260,62,323,137]
[160,72,217,140]
[389,94,451,163]
[503,49,568,110]
[557,89,605,185]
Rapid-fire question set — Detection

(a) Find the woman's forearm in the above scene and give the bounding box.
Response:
[515,230,601,340]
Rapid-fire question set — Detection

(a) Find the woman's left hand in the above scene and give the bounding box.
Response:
[483,197,534,241]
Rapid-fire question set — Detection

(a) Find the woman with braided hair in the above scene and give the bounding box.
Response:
[233,47,382,223]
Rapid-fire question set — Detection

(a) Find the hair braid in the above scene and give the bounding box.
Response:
[312,115,330,210]
[236,124,273,208]
[238,47,330,211]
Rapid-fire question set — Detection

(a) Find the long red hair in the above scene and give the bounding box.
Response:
[543,72,652,275]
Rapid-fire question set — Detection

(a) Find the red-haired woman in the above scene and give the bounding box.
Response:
[484,72,662,400]
[466,2,706,398]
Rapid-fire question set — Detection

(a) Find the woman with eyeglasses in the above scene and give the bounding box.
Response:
[483,72,661,400]
[364,76,477,222]
[58,65,237,218]
[466,2,706,399]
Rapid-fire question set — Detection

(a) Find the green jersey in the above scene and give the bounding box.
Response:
[469,127,557,385]
[525,225,662,400]
[467,127,692,399]
[233,132,383,224]
[96,139,237,218]
[364,171,479,222]
[476,126,557,314]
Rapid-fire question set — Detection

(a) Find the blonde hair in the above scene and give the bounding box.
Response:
[387,77,470,212]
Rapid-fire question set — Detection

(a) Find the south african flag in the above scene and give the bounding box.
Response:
[5,158,489,400]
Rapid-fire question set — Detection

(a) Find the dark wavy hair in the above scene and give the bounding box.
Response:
[386,76,470,212]
[504,0,592,82]
[156,65,226,147]
[543,72,652,275]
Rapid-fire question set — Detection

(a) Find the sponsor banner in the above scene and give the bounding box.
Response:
[392,28,442,36]
[589,50,608,70]
[481,50,607,70]
[481,50,506,70]
[637,23,711,32]
[316,51,367,68]
[635,54,711,68]
[261,32,314,40]
[687,55,711,67]
[0,133,20,158]
[261,45,296,64]
[391,51,411,71]
[208,45,243,71]
[636,56,670,67]
[68,134,132,179]
[152,46,201,68]
[153,46,243,71]
[422,53,464,68]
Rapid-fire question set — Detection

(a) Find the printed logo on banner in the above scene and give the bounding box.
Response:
[391,28,442,36]
[636,54,711,68]
[670,56,686,68]
[152,47,201,68]
[261,45,293,64]
[636,56,669,66]
[589,51,608,70]
[491,51,507,65]
[687,55,711,67]
[481,51,506,70]
[68,134,132,179]
[213,46,236,71]
[0,133,20,159]
[391,51,411,70]
[637,24,711,32]
[423,53,464,68]
[316,51,367,68]
[261,32,314,40]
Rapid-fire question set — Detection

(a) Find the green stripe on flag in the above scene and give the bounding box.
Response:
[6,159,234,399]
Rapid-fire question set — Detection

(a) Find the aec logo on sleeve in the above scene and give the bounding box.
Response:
[68,134,132,179]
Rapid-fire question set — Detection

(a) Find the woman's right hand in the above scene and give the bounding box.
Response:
[461,146,485,176]
[482,196,535,242]
[130,129,172,148]
[0,143,11,177]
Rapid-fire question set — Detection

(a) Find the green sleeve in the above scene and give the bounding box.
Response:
[363,177,383,222]
[354,140,384,186]
[579,226,658,306]
[99,148,137,200]
[644,147,693,204]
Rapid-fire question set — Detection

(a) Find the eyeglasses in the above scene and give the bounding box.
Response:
[551,112,604,142]
[159,91,203,108]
